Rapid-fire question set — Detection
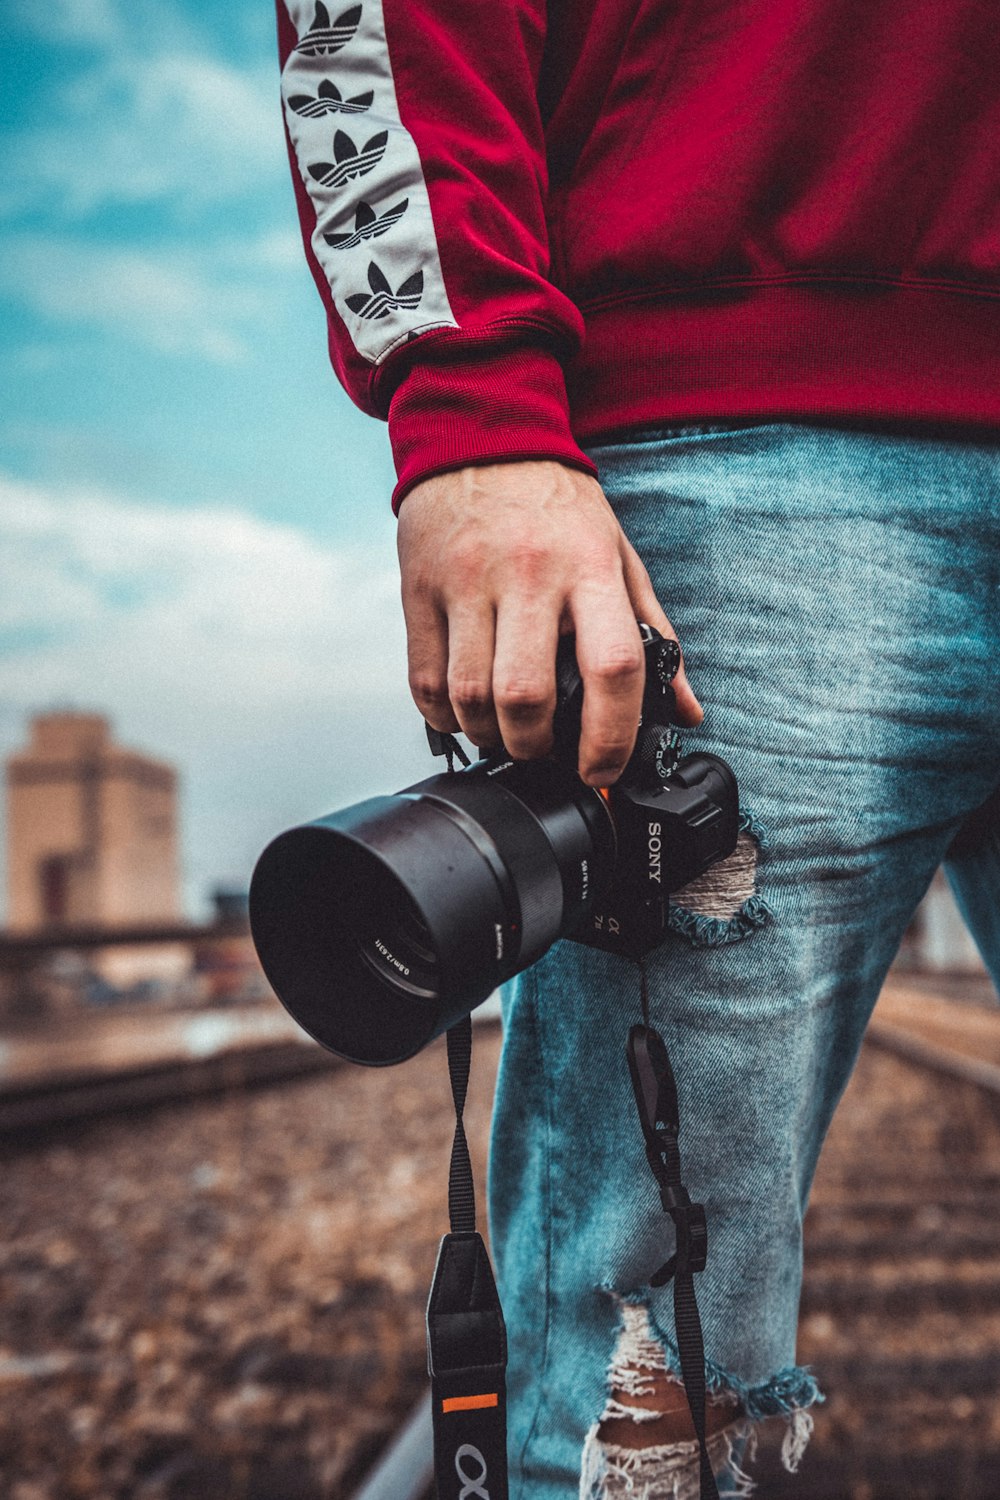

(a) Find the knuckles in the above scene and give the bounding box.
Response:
[409,675,450,709]
[584,740,633,771]
[493,678,553,718]
[503,542,554,589]
[586,644,645,683]
[447,543,488,588]
[448,677,494,718]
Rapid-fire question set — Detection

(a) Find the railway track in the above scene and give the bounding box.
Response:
[750,981,1000,1499]
[350,979,1000,1500]
[0,1039,340,1136]
[0,997,505,1140]
[0,1006,340,1137]
[0,980,995,1498]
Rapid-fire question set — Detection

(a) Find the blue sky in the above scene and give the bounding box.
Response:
[1,0,424,916]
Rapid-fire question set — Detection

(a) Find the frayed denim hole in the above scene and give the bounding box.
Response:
[580,1299,754,1499]
[588,1290,824,1491]
[667,806,775,948]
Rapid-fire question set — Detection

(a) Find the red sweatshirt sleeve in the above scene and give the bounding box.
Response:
[276,0,597,509]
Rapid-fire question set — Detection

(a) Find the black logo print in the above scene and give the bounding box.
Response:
[324,198,408,249]
[345,262,424,320]
[295,3,362,57]
[307,129,388,188]
[287,79,374,117]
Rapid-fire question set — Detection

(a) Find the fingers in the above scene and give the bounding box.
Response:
[620,540,704,727]
[446,601,502,747]
[571,580,647,786]
[397,464,701,776]
[402,586,460,733]
[404,538,702,769]
[492,598,559,759]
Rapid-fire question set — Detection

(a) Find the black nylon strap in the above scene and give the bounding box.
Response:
[628,964,720,1500]
[427,1020,509,1500]
[425,722,473,772]
[447,1018,477,1234]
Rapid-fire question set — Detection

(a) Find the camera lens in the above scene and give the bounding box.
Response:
[356,894,440,999]
[249,757,615,1065]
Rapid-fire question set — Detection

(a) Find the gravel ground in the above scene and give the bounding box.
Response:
[2,983,999,1499]
[0,1024,501,1500]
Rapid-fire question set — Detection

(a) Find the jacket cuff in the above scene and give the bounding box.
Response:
[386,339,597,512]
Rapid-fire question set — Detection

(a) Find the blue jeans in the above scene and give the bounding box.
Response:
[488,421,1000,1496]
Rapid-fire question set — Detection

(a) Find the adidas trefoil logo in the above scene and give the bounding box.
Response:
[295,3,362,57]
[307,128,388,188]
[324,199,408,249]
[346,262,423,320]
[288,80,374,117]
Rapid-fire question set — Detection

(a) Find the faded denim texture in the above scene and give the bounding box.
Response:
[487,421,1000,1497]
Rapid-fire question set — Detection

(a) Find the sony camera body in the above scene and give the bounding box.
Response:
[249,626,739,1065]
[466,624,738,961]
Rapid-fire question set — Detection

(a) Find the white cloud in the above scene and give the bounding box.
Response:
[0,475,423,914]
[0,235,278,361]
[1,474,405,705]
[235,228,309,272]
[3,5,286,217]
[2,1,305,362]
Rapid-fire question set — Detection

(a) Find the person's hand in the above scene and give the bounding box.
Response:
[396,459,703,786]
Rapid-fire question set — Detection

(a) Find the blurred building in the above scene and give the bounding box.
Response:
[5,712,185,992]
[6,711,180,930]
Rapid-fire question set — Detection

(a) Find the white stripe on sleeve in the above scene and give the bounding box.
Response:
[281,0,459,365]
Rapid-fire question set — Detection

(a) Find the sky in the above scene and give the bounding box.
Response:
[0,0,429,917]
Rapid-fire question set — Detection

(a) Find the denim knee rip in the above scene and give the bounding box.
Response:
[667,808,774,947]
[580,1297,822,1499]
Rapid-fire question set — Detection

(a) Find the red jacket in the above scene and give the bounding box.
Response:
[277,0,1000,509]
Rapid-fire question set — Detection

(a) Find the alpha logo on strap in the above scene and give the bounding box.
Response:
[455,1443,490,1500]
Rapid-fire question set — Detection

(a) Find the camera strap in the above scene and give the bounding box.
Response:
[426,1015,509,1500]
[627,962,720,1500]
[422,726,715,1498]
[426,1003,718,1500]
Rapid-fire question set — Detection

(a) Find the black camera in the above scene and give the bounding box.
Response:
[249,626,738,1066]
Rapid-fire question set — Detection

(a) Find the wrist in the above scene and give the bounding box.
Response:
[386,338,596,512]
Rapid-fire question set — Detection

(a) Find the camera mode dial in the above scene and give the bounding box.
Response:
[636,626,681,720]
[649,634,681,688]
[630,724,682,785]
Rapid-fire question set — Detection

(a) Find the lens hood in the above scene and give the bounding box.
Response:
[249,759,614,1065]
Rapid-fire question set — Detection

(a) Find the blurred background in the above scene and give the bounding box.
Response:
[1,3,998,1498]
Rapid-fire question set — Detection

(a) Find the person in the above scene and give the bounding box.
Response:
[274,0,1000,1491]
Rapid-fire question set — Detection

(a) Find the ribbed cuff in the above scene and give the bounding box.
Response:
[386,336,597,512]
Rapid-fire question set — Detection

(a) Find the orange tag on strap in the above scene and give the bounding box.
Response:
[442,1393,499,1414]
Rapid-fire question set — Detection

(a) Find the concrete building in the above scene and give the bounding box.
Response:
[6,712,181,932]
[4,714,184,990]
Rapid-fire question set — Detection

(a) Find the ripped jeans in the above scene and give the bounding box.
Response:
[488,420,1000,1497]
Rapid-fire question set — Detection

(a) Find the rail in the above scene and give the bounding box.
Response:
[0,917,248,963]
[349,1397,434,1500]
[342,993,1000,1500]
[867,1016,1000,1095]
